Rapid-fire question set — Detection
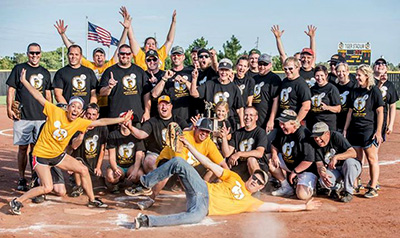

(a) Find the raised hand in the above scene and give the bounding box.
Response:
[172,10,177,22]
[54,19,68,35]
[108,72,118,89]
[271,25,284,38]
[119,6,132,29]
[149,72,158,84]
[305,25,317,38]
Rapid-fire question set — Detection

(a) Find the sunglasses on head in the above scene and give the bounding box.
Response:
[119,52,131,56]
[199,54,210,59]
[252,174,264,186]
[375,62,386,66]
[29,51,41,55]
[146,58,158,62]
[284,67,294,71]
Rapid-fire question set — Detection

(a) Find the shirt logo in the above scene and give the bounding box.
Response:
[186,151,200,166]
[311,92,326,111]
[122,73,138,95]
[280,87,292,106]
[238,84,245,95]
[254,82,265,98]
[380,86,388,101]
[231,181,245,200]
[198,76,207,85]
[213,92,230,104]
[117,142,135,163]
[340,91,349,106]
[52,121,68,141]
[161,128,167,146]
[354,94,369,111]
[29,73,44,90]
[72,74,87,90]
[239,138,255,152]
[85,135,99,157]
[305,77,316,88]
[174,81,187,92]
[282,141,295,162]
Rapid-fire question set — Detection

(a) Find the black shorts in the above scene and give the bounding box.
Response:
[51,167,65,184]
[33,152,66,169]
[347,129,374,148]
[228,155,269,181]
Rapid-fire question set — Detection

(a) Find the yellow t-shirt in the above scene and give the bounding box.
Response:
[207,169,264,216]
[133,45,167,71]
[81,57,116,107]
[156,130,224,166]
[33,102,92,158]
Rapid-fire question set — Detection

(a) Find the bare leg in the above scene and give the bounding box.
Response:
[16,164,53,203]
[17,145,29,178]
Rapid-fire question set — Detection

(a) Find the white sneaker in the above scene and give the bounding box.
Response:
[271,184,294,197]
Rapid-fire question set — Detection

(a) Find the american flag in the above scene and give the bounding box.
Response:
[88,22,119,47]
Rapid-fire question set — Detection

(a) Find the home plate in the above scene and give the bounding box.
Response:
[64,208,107,215]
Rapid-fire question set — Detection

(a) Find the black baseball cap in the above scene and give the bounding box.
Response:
[276,110,297,122]
[197,48,210,57]
[93,47,105,55]
[191,46,201,53]
[146,50,159,59]
[249,48,261,56]
[374,57,387,65]
[196,118,213,132]
[328,54,346,64]
[218,58,233,70]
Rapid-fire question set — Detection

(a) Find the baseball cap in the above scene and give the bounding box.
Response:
[328,54,346,64]
[258,54,272,64]
[93,47,105,56]
[68,96,84,108]
[191,46,201,53]
[145,50,159,59]
[301,48,314,56]
[218,58,233,70]
[197,48,210,56]
[374,57,387,65]
[310,122,330,137]
[249,48,261,56]
[253,169,268,185]
[171,46,184,55]
[158,95,171,104]
[195,118,213,132]
[276,110,297,122]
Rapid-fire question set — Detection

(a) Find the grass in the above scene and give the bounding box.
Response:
[397,100,400,110]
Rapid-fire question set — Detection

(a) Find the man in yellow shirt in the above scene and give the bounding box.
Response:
[127,137,321,229]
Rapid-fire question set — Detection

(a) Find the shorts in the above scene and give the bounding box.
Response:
[229,156,269,181]
[32,152,66,170]
[51,167,65,184]
[145,151,159,167]
[117,165,130,174]
[13,120,45,145]
[347,129,374,148]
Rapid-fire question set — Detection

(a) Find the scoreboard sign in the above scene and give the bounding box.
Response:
[338,42,371,65]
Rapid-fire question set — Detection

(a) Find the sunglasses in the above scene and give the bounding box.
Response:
[284,67,294,71]
[252,174,264,186]
[375,62,386,66]
[199,55,210,59]
[146,58,158,62]
[119,52,131,56]
[258,62,269,66]
[29,51,41,55]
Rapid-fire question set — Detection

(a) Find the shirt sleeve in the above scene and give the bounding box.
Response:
[140,120,153,135]
[81,57,95,69]
[106,132,117,149]
[135,139,146,152]
[157,45,167,70]
[52,69,64,89]
[330,85,342,106]
[206,139,224,164]
[6,65,19,88]
[297,80,312,102]
[98,68,111,92]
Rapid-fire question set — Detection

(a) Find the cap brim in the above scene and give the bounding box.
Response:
[197,127,212,132]
[253,169,268,185]
[158,100,171,104]
[310,132,325,137]
[276,117,291,123]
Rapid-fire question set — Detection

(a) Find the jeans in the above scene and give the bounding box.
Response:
[140,157,209,227]
[319,158,361,194]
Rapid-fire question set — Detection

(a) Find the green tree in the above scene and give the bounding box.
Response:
[184,37,209,67]
[272,55,283,71]
[0,56,15,69]
[218,35,242,65]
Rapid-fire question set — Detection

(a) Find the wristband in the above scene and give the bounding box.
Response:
[162,77,168,82]
[293,169,299,174]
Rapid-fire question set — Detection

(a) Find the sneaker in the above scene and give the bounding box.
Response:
[137,198,155,211]
[340,192,353,203]
[125,185,153,197]
[133,213,149,229]
[366,181,381,191]
[271,184,294,197]
[111,184,120,194]
[9,198,23,215]
[329,189,341,200]
[71,186,84,197]
[354,178,364,194]
[32,195,46,204]
[88,198,108,208]
[364,188,378,198]
[17,178,28,191]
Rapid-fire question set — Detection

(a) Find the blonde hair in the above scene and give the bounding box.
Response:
[215,101,229,119]
[335,62,350,84]
[284,56,301,68]
[357,64,375,90]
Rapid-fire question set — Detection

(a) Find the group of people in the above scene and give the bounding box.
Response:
[6,6,398,229]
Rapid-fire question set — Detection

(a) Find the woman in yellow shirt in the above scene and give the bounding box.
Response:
[9,69,133,215]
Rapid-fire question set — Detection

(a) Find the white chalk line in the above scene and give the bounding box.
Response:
[363,159,400,168]
[0,128,13,137]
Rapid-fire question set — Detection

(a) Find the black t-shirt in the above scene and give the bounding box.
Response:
[246,70,259,79]
[377,80,399,126]
[164,67,193,121]
[197,79,245,124]
[335,80,357,131]
[279,76,311,115]
[53,65,97,105]
[144,70,166,117]
[349,86,384,131]
[6,63,51,120]
[234,74,255,106]
[328,73,357,85]
[314,131,352,167]
[140,115,188,154]
[300,68,315,88]
[229,126,268,153]
[99,64,149,119]
[194,67,218,115]
[107,130,145,168]
[307,83,341,130]
[252,71,282,128]
[272,126,315,172]
[72,126,108,169]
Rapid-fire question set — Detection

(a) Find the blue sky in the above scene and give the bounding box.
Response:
[1,0,399,64]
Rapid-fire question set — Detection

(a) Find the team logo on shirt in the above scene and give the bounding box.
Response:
[122,73,138,95]
[305,77,316,88]
[72,74,88,97]
[340,91,350,108]
[380,86,388,101]
[213,92,230,104]
[85,135,99,158]
[253,82,264,101]
[231,181,245,200]
[282,141,295,163]
[311,93,326,112]
[117,142,135,164]
[29,73,44,91]
[280,87,292,109]
[239,138,255,152]
[186,151,200,166]
[52,121,68,141]
[353,94,369,117]
[161,128,168,146]
[198,76,207,85]
[238,84,246,95]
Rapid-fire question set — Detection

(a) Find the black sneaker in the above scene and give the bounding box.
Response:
[364,187,378,198]
[133,213,149,229]
[125,186,152,197]
[88,198,108,208]
[329,189,341,200]
[111,184,120,194]
[137,198,155,211]
[17,178,28,191]
[71,186,84,197]
[340,192,353,203]
[9,198,23,215]
[32,194,46,204]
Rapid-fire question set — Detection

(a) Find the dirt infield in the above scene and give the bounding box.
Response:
[0,105,399,238]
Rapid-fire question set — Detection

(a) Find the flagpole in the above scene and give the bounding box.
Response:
[86,16,89,59]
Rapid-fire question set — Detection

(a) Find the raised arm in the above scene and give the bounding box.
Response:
[99,72,117,96]
[271,25,287,64]
[209,49,219,72]
[54,19,73,48]
[19,69,47,106]
[161,10,177,54]
[125,8,141,56]
[189,67,200,98]
[127,122,150,139]
[304,25,317,66]
[113,6,132,62]
[90,110,133,127]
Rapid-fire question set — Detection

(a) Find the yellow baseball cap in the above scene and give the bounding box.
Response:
[158,95,171,104]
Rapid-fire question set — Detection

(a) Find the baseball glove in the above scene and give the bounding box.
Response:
[11,100,21,120]
[165,122,183,152]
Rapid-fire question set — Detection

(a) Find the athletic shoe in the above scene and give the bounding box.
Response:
[9,198,23,215]
[340,192,353,203]
[271,184,294,197]
[354,178,365,194]
[111,184,120,194]
[133,213,149,229]
[125,186,153,197]
[366,181,381,191]
[88,198,108,208]
[329,189,341,200]
[71,186,84,197]
[137,198,155,211]
[17,178,28,191]
[364,188,378,198]
[32,195,46,204]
